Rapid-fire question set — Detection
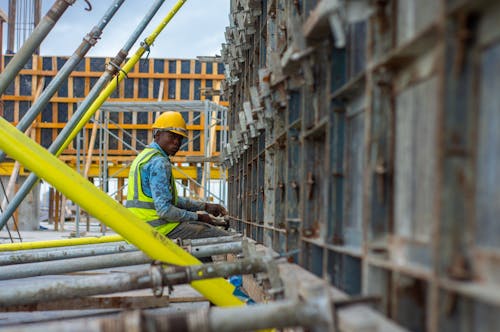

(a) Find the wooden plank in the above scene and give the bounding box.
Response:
[83,109,100,179]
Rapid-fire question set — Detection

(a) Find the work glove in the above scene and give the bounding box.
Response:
[205,203,227,217]
[197,212,213,224]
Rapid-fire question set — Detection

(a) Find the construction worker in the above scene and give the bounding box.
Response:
[126,111,228,239]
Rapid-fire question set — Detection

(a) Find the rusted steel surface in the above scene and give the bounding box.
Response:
[221,0,500,331]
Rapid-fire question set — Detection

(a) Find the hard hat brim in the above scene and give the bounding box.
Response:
[170,129,188,138]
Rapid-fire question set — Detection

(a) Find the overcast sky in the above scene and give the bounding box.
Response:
[0,0,230,59]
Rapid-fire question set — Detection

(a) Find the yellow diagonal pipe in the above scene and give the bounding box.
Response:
[0,117,243,307]
[0,234,122,251]
[59,0,187,153]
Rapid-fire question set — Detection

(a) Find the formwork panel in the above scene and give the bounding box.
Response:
[221,0,500,330]
[302,128,327,240]
[342,254,362,296]
[365,265,391,315]
[343,97,365,248]
[273,140,286,230]
[476,42,500,249]
[438,289,500,332]
[395,77,437,223]
[394,77,438,270]
[394,274,427,332]
[286,127,300,220]
[396,0,440,46]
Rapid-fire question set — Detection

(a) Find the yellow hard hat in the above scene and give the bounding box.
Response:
[152,111,188,138]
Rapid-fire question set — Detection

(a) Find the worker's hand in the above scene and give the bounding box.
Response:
[205,203,227,217]
[197,212,213,224]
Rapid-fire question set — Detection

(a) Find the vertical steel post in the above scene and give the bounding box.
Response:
[75,129,82,236]
[204,101,210,199]
[6,0,16,53]
[33,0,41,54]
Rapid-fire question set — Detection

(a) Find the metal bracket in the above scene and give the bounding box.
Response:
[140,40,152,60]
[83,27,102,47]
[150,261,165,298]
[241,240,285,300]
[107,60,129,94]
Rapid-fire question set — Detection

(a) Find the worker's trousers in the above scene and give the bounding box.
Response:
[167,221,229,240]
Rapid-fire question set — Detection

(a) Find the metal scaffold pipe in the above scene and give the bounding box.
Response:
[209,298,332,332]
[0,0,174,230]
[0,101,243,307]
[0,257,269,307]
[2,251,158,281]
[0,0,243,307]
[186,240,242,258]
[0,0,124,164]
[0,234,123,251]
[0,241,243,278]
[0,233,242,252]
[0,285,333,332]
[0,0,75,95]
[0,251,151,280]
[181,234,243,246]
[0,241,137,265]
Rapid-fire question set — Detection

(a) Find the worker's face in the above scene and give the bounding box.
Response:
[157,131,184,155]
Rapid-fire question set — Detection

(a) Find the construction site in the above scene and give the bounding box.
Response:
[0,0,499,331]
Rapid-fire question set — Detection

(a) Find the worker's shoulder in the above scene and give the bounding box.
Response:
[148,153,172,166]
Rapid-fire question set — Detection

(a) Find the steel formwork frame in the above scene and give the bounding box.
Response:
[221,0,500,331]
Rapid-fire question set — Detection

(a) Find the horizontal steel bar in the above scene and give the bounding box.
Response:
[0,251,151,280]
[0,234,123,251]
[188,241,242,258]
[180,234,243,246]
[0,241,243,278]
[99,100,227,113]
[0,257,270,307]
[0,285,331,331]
[0,242,137,265]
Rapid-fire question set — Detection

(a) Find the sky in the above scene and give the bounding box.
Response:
[0,0,230,59]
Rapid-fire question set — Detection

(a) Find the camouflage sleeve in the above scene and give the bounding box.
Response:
[148,156,198,222]
[177,196,206,212]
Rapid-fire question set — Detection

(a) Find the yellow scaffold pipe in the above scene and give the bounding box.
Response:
[0,234,123,251]
[59,0,187,153]
[0,120,243,308]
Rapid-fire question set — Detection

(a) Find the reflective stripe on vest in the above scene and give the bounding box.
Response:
[126,148,179,234]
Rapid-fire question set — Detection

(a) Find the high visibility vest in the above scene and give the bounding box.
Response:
[126,148,179,235]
